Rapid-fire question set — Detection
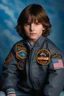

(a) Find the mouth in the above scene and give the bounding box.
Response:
[30,33,36,35]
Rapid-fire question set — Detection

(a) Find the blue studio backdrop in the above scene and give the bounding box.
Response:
[0,0,64,72]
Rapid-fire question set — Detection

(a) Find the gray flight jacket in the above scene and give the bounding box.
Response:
[1,36,64,96]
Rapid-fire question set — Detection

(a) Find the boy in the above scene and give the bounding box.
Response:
[0,4,64,96]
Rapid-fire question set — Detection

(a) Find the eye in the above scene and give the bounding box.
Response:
[24,23,30,26]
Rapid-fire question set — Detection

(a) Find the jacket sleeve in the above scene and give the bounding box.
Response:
[2,45,18,94]
[43,53,64,96]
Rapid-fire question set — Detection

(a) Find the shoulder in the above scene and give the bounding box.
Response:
[14,39,24,46]
[45,38,64,56]
[11,39,25,51]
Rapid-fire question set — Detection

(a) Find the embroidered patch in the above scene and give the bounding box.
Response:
[4,53,12,64]
[36,49,50,65]
[16,44,28,60]
[51,53,62,58]
[16,44,26,52]
[17,60,25,70]
[52,58,64,69]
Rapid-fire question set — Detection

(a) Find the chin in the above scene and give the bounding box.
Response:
[30,37,38,41]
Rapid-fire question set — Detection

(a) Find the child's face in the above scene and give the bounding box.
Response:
[23,21,45,43]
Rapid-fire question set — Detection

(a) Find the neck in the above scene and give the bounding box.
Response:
[29,39,37,45]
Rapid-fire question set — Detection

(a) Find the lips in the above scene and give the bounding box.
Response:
[30,33,36,35]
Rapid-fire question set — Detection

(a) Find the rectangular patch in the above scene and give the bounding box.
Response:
[38,57,49,60]
[52,58,64,69]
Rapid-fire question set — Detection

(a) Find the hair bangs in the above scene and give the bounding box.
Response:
[24,13,43,25]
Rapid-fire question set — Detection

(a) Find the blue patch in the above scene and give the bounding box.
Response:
[20,62,24,67]
[18,52,27,58]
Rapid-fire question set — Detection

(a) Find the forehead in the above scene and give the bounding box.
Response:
[26,15,41,24]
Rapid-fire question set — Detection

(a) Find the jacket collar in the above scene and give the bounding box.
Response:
[23,36,46,49]
[33,36,46,47]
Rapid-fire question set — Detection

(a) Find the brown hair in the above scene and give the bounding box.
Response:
[15,4,52,39]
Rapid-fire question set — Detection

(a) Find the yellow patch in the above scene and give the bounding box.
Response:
[51,53,62,58]
[4,53,12,64]
[36,49,50,65]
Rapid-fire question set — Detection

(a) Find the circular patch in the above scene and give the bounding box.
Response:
[17,60,25,70]
[4,53,12,64]
[36,49,50,65]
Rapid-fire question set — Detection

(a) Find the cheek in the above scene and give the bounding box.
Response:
[24,28,30,36]
[37,27,43,32]
[24,27,27,31]
[24,27,29,33]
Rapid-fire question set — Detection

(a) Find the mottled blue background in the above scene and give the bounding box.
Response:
[0,0,64,72]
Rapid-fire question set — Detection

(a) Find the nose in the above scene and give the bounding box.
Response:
[30,23,34,31]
